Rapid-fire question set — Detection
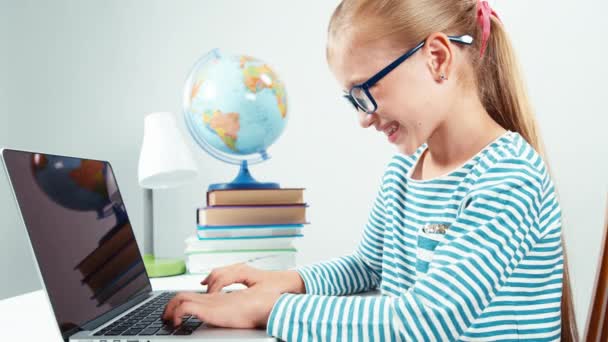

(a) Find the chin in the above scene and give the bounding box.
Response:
[394,131,424,155]
[396,143,418,156]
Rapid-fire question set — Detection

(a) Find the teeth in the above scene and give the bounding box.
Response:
[387,124,398,136]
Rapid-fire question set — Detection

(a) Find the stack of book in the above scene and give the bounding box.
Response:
[75,222,148,307]
[185,188,307,274]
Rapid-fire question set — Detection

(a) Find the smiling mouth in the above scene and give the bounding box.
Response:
[380,121,401,144]
[382,121,399,136]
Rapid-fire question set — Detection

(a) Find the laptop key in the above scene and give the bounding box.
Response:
[122,328,144,336]
[110,326,129,332]
[155,328,174,335]
[140,327,161,335]
[185,321,202,329]
[104,330,125,336]
[174,328,193,335]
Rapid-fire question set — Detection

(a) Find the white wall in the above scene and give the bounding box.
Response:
[0,0,606,333]
[494,1,608,332]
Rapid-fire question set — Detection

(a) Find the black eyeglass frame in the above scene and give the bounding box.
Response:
[343,34,474,114]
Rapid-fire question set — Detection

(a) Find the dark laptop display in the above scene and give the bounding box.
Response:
[1,149,151,337]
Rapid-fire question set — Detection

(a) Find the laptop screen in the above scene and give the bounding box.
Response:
[1,149,151,337]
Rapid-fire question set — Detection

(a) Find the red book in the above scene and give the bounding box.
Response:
[207,188,305,206]
[197,204,307,226]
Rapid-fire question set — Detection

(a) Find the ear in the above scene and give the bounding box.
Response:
[423,32,453,82]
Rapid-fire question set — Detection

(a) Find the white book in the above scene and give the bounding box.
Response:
[185,235,300,252]
[185,250,297,274]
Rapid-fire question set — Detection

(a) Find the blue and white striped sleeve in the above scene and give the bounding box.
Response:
[266,161,546,341]
[294,177,388,296]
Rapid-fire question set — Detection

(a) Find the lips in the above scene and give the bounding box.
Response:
[380,121,400,137]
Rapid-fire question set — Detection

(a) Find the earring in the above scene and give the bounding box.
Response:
[440,73,447,81]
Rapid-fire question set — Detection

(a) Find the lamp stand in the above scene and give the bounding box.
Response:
[142,188,186,277]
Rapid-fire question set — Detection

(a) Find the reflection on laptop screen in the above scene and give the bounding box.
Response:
[2,150,151,336]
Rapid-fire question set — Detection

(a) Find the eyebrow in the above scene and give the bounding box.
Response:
[344,77,367,91]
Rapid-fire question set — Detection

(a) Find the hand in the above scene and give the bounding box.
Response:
[201,263,305,294]
[162,287,282,329]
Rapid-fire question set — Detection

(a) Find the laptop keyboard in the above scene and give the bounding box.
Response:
[93,292,203,336]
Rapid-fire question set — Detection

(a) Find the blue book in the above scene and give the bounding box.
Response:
[196,223,306,239]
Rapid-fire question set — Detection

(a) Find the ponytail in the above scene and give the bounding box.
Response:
[475,16,579,342]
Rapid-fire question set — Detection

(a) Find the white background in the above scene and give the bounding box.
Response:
[0,0,606,333]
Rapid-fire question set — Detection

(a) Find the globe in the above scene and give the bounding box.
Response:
[183,49,288,190]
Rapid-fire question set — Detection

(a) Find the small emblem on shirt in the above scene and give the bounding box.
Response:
[422,223,449,234]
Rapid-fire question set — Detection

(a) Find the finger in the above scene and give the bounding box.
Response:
[200,267,224,285]
[162,292,203,320]
[164,292,221,321]
[200,274,210,285]
[172,301,203,327]
[207,276,225,294]
[163,293,187,321]
[207,265,252,293]
[207,273,243,293]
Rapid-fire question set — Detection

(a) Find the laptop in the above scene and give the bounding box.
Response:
[1,148,276,342]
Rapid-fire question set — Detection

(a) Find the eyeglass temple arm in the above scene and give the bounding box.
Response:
[364,41,425,87]
[363,34,474,87]
[447,34,474,45]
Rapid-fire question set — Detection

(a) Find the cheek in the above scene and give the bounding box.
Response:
[402,84,445,129]
[391,93,429,127]
[384,75,436,125]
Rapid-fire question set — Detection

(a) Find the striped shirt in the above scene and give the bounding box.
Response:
[266,131,563,341]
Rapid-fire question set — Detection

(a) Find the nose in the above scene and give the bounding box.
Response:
[359,111,379,129]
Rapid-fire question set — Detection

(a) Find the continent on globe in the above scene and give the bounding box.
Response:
[202,110,241,151]
[190,80,203,103]
[240,57,287,118]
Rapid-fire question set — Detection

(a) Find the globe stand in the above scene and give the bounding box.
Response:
[208,160,279,191]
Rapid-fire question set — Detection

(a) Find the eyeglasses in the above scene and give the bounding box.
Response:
[343,34,474,114]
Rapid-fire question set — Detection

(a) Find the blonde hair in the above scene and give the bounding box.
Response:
[327,1,578,340]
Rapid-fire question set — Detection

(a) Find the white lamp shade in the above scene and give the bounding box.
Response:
[138,112,198,189]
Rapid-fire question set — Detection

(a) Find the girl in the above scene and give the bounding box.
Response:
[163,0,577,340]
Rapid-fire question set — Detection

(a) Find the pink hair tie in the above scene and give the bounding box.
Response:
[477,0,501,58]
